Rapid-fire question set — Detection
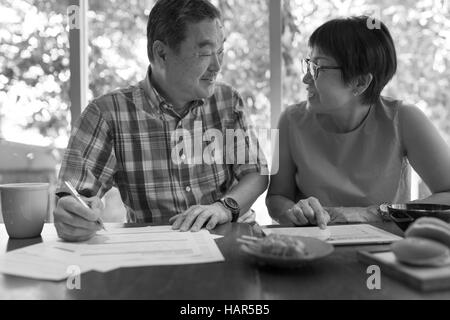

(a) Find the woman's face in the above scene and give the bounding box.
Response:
[303,47,354,113]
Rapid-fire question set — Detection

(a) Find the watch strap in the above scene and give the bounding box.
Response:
[219,197,240,222]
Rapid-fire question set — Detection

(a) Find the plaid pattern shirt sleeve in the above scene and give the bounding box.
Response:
[56,101,116,198]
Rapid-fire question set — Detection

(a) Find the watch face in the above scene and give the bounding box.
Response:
[224,197,239,210]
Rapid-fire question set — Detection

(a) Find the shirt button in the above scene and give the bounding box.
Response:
[185,186,191,192]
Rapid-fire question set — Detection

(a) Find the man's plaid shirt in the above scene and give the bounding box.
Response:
[56,69,268,223]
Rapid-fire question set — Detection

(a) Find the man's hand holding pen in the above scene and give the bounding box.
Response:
[54,194,105,242]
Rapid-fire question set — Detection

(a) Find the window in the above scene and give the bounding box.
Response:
[0,0,70,148]
[213,0,271,224]
[4,1,445,223]
[87,0,150,101]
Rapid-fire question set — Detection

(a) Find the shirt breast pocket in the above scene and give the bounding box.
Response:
[193,163,230,203]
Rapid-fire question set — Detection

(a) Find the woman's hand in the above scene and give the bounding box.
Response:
[284,197,330,229]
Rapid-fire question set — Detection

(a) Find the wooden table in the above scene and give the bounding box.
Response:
[1,222,450,300]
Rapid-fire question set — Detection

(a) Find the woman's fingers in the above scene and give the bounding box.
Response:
[287,205,309,226]
[308,197,329,229]
[298,199,316,225]
[292,197,329,229]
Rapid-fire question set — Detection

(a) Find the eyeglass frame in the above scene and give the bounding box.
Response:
[302,58,342,80]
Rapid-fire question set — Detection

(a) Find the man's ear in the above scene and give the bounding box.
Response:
[152,40,167,64]
[351,73,373,97]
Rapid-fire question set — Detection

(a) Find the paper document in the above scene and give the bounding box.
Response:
[0,226,224,280]
[0,244,91,281]
[263,224,402,245]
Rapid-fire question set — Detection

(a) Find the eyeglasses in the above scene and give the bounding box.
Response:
[302,58,342,80]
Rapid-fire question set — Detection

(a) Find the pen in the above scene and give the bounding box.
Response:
[64,181,106,231]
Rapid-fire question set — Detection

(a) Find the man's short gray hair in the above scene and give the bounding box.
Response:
[147,0,222,62]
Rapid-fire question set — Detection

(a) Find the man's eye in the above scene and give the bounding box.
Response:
[199,50,224,58]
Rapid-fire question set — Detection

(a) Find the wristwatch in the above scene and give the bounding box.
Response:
[219,197,240,222]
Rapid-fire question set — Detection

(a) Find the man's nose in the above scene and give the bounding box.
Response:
[209,52,221,72]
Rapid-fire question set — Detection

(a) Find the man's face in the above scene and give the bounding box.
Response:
[164,18,225,106]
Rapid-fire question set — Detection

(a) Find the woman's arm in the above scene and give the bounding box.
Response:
[399,104,450,205]
[266,110,299,224]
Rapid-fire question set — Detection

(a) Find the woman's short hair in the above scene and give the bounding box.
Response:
[147,0,222,62]
[309,16,397,105]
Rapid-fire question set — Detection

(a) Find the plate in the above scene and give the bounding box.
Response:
[240,236,334,268]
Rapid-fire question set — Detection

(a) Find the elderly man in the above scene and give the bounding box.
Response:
[54,0,268,241]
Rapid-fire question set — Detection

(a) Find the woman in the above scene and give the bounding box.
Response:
[266,16,450,228]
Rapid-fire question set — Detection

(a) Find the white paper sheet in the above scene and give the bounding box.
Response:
[263,224,402,245]
[0,245,91,281]
[0,226,224,280]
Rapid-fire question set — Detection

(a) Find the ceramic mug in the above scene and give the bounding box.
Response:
[0,183,49,238]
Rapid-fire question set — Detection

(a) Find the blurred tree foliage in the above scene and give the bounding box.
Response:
[0,0,70,146]
[213,0,270,128]
[0,0,449,148]
[87,0,150,100]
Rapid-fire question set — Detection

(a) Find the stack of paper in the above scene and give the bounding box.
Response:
[0,226,224,281]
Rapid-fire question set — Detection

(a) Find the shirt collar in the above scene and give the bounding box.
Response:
[141,66,205,119]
